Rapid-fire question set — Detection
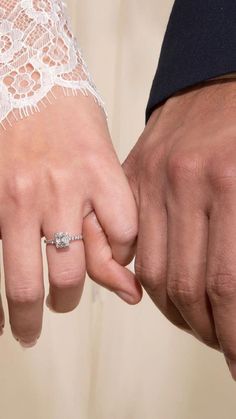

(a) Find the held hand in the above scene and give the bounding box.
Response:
[123,80,236,380]
[0,91,142,347]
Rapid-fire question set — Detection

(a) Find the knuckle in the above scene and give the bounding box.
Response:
[141,144,166,182]
[167,275,202,307]
[115,225,137,245]
[167,152,203,185]
[49,269,85,290]
[84,152,106,173]
[45,167,72,196]
[7,284,43,305]
[6,171,36,205]
[207,273,236,300]
[208,161,236,192]
[135,262,166,292]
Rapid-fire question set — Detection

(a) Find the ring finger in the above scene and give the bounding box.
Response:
[43,206,86,313]
[166,202,218,349]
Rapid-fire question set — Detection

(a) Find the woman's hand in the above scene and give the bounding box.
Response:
[0,89,142,347]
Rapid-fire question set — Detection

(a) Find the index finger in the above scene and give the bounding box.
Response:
[83,211,142,305]
[92,165,138,266]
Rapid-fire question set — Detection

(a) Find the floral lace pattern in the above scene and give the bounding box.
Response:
[0,0,105,129]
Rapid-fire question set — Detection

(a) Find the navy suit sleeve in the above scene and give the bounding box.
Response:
[146,0,236,121]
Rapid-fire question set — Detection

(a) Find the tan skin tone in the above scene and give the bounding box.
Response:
[0,87,142,348]
[87,79,236,382]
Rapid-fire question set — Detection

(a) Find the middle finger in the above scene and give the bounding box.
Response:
[2,217,44,347]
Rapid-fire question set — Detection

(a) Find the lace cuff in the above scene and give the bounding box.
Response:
[0,0,105,130]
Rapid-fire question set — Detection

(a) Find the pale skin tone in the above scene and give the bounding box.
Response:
[0,87,142,348]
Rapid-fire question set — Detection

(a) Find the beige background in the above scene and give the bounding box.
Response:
[1,1,236,418]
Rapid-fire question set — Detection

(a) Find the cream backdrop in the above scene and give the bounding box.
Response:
[0,1,236,419]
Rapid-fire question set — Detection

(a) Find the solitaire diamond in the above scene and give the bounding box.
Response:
[54,232,70,248]
[44,232,83,247]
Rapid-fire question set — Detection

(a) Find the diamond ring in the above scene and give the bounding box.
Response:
[44,232,83,248]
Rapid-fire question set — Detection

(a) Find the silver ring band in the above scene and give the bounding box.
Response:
[44,232,83,248]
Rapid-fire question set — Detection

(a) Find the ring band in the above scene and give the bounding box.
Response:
[44,232,83,248]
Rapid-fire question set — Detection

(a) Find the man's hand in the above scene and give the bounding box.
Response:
[123,79,236,380]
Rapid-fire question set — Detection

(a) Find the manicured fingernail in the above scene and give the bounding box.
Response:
[226,359,236,381]
[46,295,56,312]
[13,333,39,348]
[19,339,38,348]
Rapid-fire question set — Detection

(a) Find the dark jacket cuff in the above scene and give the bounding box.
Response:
[146,0,236,122]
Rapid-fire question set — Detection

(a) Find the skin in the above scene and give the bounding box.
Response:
[0,87,142,348]
[4,76,236,382]
[97,78,236,382]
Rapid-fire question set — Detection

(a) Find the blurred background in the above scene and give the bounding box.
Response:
[1,1,236,418]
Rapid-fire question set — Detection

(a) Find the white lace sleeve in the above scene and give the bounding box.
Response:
[0,0,105,130]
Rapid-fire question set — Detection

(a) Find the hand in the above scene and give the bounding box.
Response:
[123,79,236,380]
[0,89,142,347]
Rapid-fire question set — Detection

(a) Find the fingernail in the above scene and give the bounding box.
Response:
[13,333,39,348]
[46,296,56,312]
[226,359,236,381]
[19,339,38,348]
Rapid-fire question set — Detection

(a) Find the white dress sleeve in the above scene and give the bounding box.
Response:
[0,0,105,130]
